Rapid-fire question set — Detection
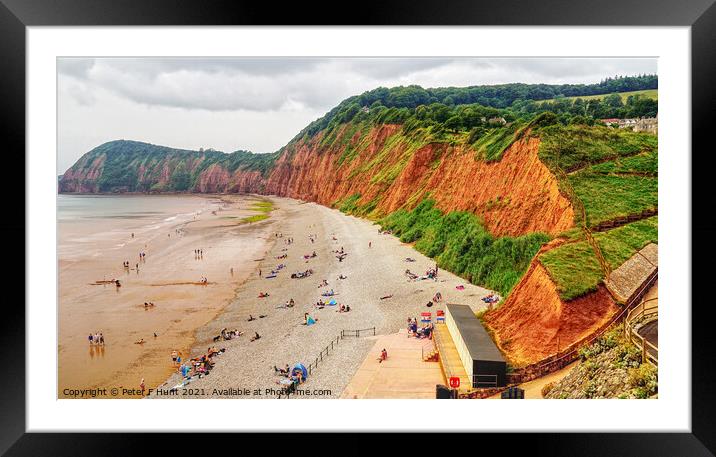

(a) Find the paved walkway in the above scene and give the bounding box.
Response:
[340,329,444,399]
[433,323,471,393]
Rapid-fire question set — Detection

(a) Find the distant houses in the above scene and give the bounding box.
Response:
[599,116,658,134]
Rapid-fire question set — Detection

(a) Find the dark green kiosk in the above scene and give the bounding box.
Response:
[444,303,507,388]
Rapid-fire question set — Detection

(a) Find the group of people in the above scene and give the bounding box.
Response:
[177,346,226,379]
[88,332,105,346]
[143,301,156,309]
[217,328,243,341]
[407,317,434,339]
[291,269,314,279]
[193,249,204,258]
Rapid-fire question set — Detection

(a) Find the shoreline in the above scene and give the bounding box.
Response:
[58,194,278,398]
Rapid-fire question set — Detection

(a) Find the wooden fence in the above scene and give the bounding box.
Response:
[507,270,657,384]
[624,297,658,366]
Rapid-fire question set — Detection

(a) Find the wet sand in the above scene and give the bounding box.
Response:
[155,197,495,399]
[58,194,277,398]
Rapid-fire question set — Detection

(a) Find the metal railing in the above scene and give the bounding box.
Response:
[624,297,658,366]
[473,374,498,388]
[432,323,460,385]
[341,327,376,338]
[279,327,376,398]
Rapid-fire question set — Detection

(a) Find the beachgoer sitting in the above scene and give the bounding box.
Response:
[250,332,261,342]
[274,364,290,375]
[378,348,388,363]
[248,315,256,322]
[135,338,145,344]
[338,274,347,280]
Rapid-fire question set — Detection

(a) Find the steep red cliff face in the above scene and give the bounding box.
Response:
[260,126,573,237]
[483,250,618,367]
[59,154,105,193]
[59,124,574,238]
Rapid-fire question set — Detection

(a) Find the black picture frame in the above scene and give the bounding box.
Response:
[3,0,714,455]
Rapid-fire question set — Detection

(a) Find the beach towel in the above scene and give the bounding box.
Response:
[456,285,465,290]
[266,274,277,279]
[307,317,316,325]
[328,299,337,306]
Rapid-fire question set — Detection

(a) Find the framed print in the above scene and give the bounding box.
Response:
[3,0,715,454]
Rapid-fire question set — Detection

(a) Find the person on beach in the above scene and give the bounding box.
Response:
[99,333,104,345]
[140,378,145,395]
[135,338,145,344]
[88,334,93,345]
[259,269,262,277]
[369,241,372,248]
[378,349,388,363]
[250,332,261,342]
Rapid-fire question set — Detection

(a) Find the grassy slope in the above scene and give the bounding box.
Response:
[540,216,658,300]
[378,200,550,297]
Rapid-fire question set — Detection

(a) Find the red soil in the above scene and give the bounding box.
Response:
[484,259,618,367]
[60,124,574,238]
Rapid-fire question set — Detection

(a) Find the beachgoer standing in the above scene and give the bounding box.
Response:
[139,378,145,395]
[88,334,93,345]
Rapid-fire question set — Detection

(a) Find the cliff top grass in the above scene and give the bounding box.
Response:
[539,216,658,300]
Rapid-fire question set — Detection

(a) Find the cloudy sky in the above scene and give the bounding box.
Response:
[58,57,656,173]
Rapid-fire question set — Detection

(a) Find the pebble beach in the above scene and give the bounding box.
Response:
[155,197,494,399]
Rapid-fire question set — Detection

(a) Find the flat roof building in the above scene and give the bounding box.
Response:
[445,304,507,388]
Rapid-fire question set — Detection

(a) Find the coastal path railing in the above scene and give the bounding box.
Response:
[624,297,658,366]
[507,270,657,385]
[278,327,376,398]
[340,327,376,338]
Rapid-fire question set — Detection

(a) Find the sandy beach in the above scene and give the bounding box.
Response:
[155,197,494,399]
[58,194,277,398]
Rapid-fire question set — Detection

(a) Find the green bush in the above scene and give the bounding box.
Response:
[380,199,549,296]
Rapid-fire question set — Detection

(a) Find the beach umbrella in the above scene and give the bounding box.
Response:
[328,299,337,305]
[293,363,308,379]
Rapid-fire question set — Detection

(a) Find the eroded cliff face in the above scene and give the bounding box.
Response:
[267,125,574,237]
[483,246,618,367]
[59,125,574,238]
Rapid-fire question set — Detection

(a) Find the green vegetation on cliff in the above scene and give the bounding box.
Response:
[378,199,550,297]
[544,327,657,399]
[61,79,658,305]
[540,216,658,300]
[78,140,279,193]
